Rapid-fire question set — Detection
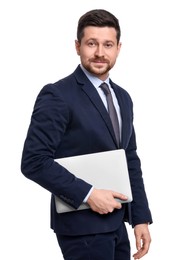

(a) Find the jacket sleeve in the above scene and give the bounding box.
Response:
[125,127,153,227]
[21,84,92,209]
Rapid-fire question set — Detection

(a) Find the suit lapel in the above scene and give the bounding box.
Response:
[111,83,131,149]
[74,66,119,148]
[81,83,118,147]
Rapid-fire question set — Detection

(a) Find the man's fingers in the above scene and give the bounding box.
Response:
[112,191,128,201]
[87,189,128,214]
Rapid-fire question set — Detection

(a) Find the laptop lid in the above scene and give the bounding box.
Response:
[54,149,132,213]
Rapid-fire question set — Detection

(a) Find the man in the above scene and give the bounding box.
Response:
[21,9,152,260]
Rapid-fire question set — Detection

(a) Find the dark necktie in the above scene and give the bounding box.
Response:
[100,82,120,147]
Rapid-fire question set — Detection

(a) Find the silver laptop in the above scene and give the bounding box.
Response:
[54,149,132,213]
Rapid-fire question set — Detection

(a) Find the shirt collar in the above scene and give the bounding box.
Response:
[80,64,110,90]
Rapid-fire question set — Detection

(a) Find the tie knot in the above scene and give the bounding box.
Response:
[100,82,110,96]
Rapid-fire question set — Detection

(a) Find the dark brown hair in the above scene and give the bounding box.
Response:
[77,9,121,43]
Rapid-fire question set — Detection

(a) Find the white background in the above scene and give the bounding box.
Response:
[1,0,176,259]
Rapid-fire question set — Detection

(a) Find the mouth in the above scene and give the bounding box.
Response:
[90,60,109,68]
[91,59,108,64]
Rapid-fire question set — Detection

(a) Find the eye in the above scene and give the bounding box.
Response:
[104,42,113,48]
[87,40,97,47]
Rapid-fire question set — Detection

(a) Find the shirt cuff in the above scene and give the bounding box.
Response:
[83,186,94,203]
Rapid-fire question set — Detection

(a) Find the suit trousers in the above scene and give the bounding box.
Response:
[56,222,130,260]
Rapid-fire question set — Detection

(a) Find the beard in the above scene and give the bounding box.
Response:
[83,59,112,77]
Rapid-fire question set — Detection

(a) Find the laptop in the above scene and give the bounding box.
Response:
[54,149,132,213]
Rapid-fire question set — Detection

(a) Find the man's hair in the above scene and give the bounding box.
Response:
[77,9,121,43]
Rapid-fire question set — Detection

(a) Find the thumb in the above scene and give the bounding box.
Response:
[136,236,142,251]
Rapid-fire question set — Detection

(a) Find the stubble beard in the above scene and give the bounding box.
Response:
[84,62,112,77]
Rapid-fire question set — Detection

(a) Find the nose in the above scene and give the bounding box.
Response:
[94,44,104,57]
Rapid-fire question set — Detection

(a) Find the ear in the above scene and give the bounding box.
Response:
[117,42,122,54]
[75,40,80,56]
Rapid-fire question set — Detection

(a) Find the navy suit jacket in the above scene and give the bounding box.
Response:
[21,65,152,235]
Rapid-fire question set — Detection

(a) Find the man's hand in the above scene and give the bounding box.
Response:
[87,188,128,214]
[133,223,151,259]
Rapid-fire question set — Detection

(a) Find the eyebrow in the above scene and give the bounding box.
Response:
[86,38,114,43]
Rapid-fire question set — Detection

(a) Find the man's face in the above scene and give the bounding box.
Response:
[75,26,121,81]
